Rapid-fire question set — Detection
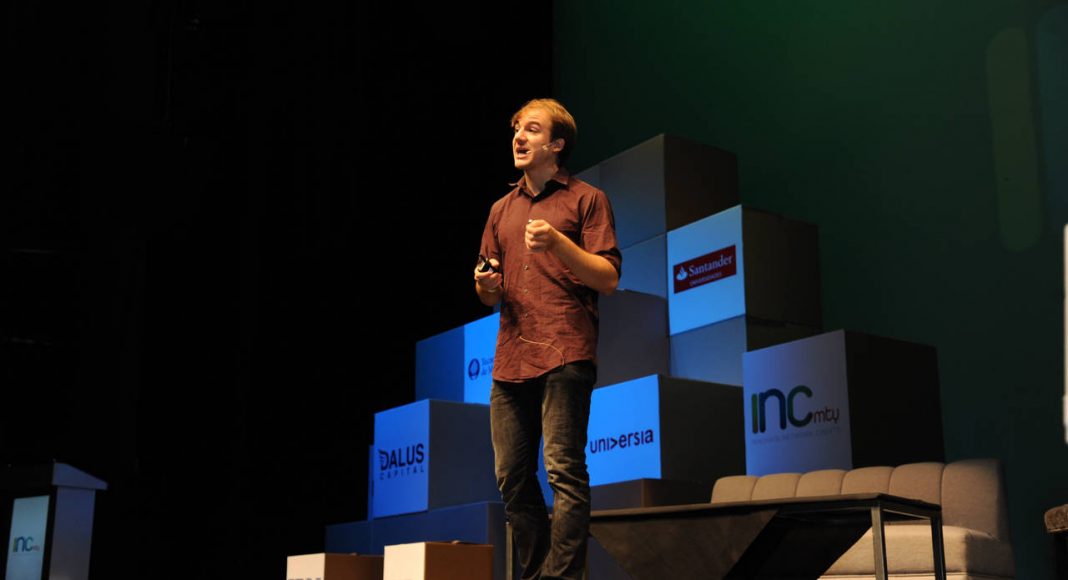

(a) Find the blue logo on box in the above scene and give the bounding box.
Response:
[666,205,746,335]
[587,375,663,485]
[373,401,432,517]
[464,314,499,403]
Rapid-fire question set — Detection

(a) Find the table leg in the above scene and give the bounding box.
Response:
[930,514,947,580]
[871,506,888,580]
[506,520,513,580]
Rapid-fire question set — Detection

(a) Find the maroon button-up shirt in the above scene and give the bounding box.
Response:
[479,169,622,382]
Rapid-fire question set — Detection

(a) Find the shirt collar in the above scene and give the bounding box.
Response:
[510,168,570,199]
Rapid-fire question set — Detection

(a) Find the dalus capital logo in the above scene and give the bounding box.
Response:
[751,385,840,433]
[377,443,426,480]
[12,536,41,553]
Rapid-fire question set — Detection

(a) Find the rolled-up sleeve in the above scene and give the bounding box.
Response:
[580,189,622,278]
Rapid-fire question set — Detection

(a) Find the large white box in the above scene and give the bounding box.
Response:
[595,290,669,388]
[743,330,944,475]
[587,375,744,487]
[372,401,498,518]
[415,313,499,404]
[666,205,820,336]
[383,542,492,580]
[577,134,739,249]
[286,553,383,580]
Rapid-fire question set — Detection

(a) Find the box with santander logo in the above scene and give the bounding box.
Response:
[667,205,822,386]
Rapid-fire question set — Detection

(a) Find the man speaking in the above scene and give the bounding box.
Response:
[473,98,621,580]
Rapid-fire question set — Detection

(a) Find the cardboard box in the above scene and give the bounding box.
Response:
[666,205,821,336]
[372,400,498,518]
[577,133,739,249]
[587,375,744,487]
[383,542,492,580]
[327,502,510,580]
[743,329,944,474]
[287,553,383,580]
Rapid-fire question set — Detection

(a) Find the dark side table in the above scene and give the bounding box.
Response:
[589,493,947,580]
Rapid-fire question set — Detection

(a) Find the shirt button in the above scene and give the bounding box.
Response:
[524,264,529,270]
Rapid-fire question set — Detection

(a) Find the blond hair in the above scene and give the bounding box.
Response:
[510,98,577,166]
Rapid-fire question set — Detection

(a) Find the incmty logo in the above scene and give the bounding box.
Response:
[673,245,737,294]
[11,537,41,553]
[751,385,841,433]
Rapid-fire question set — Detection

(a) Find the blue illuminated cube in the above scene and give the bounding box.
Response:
[743,330,943,475]
[666,205,820,336]
[577,134,739,249]
[371,400,498,518]
[595,290,670,388]
[587,375,744,487]
[670,315,817,386]
[415,313,499,404]
[616,234,667,298]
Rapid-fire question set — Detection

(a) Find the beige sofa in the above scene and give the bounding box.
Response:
[710,459,1015,580]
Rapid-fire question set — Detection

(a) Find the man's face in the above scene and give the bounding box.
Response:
[512,108,558,171]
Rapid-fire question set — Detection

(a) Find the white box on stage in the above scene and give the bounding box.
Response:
[667,205,821,336]
[743,330,944,475]
[286,553,383,580]
[670,315,818,386]
[595,290,670,388]
[577,134,739,249]
[587,375,744,487]
[415,313,499,405]
[383,542,492,580]
[372,400,498,518]
[617,234,667,298]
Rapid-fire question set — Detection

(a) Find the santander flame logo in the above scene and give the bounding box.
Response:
[673,245,737,294]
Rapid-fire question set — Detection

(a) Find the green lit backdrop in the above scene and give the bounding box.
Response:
[554,1,1068,576]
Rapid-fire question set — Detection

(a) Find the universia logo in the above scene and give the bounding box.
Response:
[750,385,840,433]
[588,429,655,454]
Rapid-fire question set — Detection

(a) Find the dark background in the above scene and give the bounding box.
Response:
[552,2,1068,577]
[5,0,1068,578]
[4,1,549,578]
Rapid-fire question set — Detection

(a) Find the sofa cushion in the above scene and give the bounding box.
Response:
[822,524,1015,578]
[751,473,801,501]
[942,459,1009,541]
[796,469,847,497]
[888,462,943,506]
[710,475,757,503]
[840,466,894,495]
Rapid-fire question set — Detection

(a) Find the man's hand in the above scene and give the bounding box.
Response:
[474,258,502,293]
[525,219,560,253]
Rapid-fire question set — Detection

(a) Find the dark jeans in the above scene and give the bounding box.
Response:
[490,361,596,580]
